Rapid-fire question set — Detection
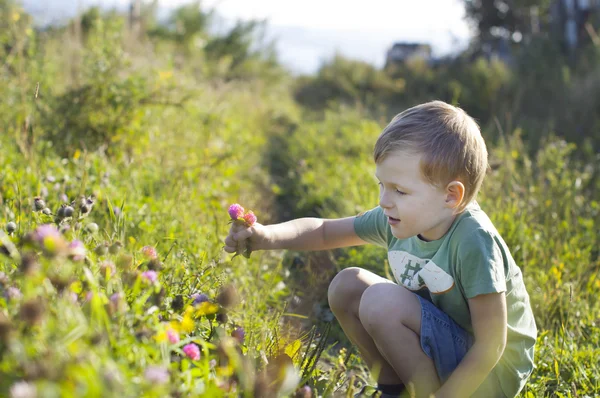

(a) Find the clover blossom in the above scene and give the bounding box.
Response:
[167,328,180,344]
[68,240,86,262]
[242,211,257,227]
[141,246,158,260]
[141,270,158,283]
[228,204,245,220]
[183,343,201,361]
[144,366,169,384]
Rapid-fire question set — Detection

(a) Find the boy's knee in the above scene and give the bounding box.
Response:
[359,284,415,335]
[327,267,364,311]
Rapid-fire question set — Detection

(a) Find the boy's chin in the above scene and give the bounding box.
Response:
[390,228,415,240]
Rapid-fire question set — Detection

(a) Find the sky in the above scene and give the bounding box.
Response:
[22,0,473,74]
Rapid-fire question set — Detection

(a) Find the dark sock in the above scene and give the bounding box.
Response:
[377,383,405,395]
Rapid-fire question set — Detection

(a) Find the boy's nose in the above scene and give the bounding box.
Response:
[379,191,392,209]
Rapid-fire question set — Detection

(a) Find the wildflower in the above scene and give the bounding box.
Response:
[109,293,125,314]
[59,193,69,203]
[108,241,122,255]
[167,328,180,344]
[33,197,45,211]
[85,223,99,233]
[183,343,201,361]
[195,301,219,317]
[228,204,245,220]
[216,311,228,324]
[217,284,239,309]
[56,204,66,219]
[180,308,195,333]
[144,366,169,384]
[146,258,163,271]
[141,246,158,260]
[231,327,245,344]
[31,224,66,257]
[5,222,16,234]
[85,291,94,302]
[63,206,74,217]
[68,240,86,262]
[18,299,45,325]
[227,204,258,258]
[192,293,209,305]
[110,292,121,304]
[41,208,51,216]
[69,292,78,303]
[9,381,37,398]
[5,287,22,301]
[100,261,116,277]
[19,253,39,274]
[294,385,313,398]
[94,243,109,256]
[141,270,158,283]
[209,359,217,369]
[243,211,257,227]
[113,207,121,217]
[171,294,184,311]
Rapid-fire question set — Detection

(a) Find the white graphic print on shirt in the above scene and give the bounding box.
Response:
[388,250,455,294]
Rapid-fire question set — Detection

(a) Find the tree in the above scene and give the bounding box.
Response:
[464,0,553,45]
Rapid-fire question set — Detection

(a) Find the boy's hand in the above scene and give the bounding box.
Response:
[223,221,270,257]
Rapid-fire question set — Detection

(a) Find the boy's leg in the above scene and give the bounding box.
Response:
[328,267,403,385]
[359,282,440,398]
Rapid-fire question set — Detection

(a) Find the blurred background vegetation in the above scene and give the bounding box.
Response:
[0,0,599,396]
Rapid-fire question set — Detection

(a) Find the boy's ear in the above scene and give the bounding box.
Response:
[445,181,465,210]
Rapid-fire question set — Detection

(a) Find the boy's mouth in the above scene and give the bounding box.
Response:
[387,216,400,223]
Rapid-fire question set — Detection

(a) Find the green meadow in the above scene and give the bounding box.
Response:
[1,2,599,397]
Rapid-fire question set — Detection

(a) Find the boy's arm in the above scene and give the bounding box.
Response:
[433,292,507,398]
[263,217,368,251]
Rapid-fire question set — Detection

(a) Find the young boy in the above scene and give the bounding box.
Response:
[223,101,537,398]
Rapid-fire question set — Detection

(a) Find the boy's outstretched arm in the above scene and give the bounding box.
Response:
[266,216,368,251]
[433,292,507,398]
[226,216,367,253]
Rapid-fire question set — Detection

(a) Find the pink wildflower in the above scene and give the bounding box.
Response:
[68,240,86,262]
[32,224,61,243]
[243,211,257,227]
[31,224,67,256]
[144,365,169,384]
[141,246,158,259]
[167,328,180,344]
[141,270,158,283]
[228,204,245,220]
[5,287,22,301]
[183,343,201,361]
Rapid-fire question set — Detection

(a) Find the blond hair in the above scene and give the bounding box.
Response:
[374,100,488,211]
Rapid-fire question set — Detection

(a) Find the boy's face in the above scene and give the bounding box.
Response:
[375,150,460,241]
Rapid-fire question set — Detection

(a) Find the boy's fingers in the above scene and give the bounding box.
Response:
[235,228,252,242]
[224,245,236,253]
[224,235,237,247]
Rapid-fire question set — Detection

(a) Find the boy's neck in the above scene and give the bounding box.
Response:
[418,212,461,242]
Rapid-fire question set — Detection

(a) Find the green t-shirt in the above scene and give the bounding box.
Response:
[354,202,537,398]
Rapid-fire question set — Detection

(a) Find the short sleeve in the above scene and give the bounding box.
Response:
[457,228,507,299]
[353,206,390,248]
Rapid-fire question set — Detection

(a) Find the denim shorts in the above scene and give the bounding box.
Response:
[416,295,506,397]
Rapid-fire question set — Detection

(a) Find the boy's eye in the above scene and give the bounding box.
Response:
[396,190,407,195]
